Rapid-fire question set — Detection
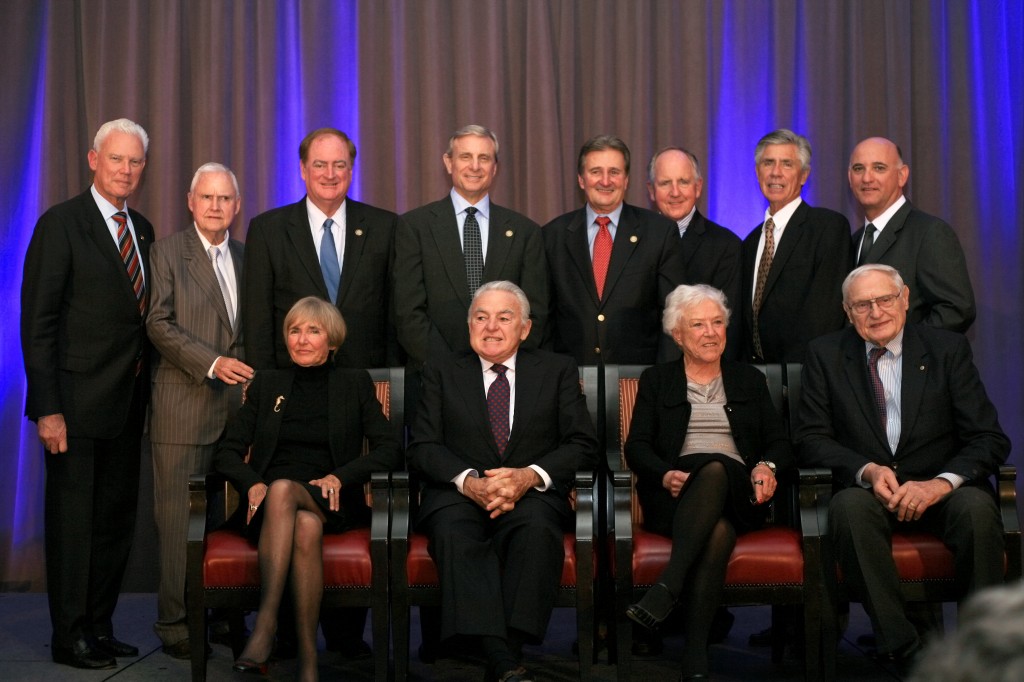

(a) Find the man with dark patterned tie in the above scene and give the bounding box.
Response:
[408,281,597,682]
[21,118,154,670]
[146,163,252,659]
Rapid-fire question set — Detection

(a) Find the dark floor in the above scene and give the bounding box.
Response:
[0,592,941,681]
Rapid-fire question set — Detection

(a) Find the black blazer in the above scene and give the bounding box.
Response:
[624,360,793,488]
[543,203,685,364]
[678,210,743,360]
[394,195,549,368]
[214,365,402,516]
[795,324,1009,490]
[407,348,598,522]
[21,189,154,437]
[853,200,975,333]
[242,197,398,370]
[740,200,852,363]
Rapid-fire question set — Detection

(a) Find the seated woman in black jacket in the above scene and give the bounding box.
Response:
[214,296,401,680]
[625,284,793,680]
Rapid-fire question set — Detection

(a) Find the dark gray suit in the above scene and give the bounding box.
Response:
[796,324,1009,653]
[395,195,549,368]
[853,200,975,332]
[146,226,245,646]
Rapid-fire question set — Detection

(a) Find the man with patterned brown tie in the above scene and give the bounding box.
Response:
[408,281,597,682]
[147,163,252,659]
[21,118,154,670]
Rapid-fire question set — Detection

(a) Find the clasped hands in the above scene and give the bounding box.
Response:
[463,467,541,519]
[863,463,953,521]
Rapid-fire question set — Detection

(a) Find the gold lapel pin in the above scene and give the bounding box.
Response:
[505,230,514,237]
[355,229,364,237]
[630,235,638,243]
[274,396,285,412]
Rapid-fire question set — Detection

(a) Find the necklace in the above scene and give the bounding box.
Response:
[686,373,722,403]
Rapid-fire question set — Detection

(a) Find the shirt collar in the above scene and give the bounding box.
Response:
[865,194,906,231]
[864,328,905,359]
[478,352,518,373]
[305,196,346,226]
[90,184,127,221]
[764,196,803,229]
[585,202,625,228]
[450,188,490,220]
[193,224,228,254]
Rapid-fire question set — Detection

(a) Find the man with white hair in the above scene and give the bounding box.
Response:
[22,118,155,670]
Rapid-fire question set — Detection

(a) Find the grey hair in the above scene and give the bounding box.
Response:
[577,134,631,176]
[469,280,531,323]
[189,162,240,195]
[662,284,731,335]
[283,296,347,353]
[647,146,703,185]
[754,128,811,171]
[445,124,499,162]
[842,264,906,303]
[93,118,149,155]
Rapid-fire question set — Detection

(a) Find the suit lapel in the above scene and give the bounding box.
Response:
[483,204,513,281]
[840,331,890,450]
[452,354,497,457]
[183,228,233,332]
[895,326,928,454]
[565,209,600,307]
[285,200,329,299]
[866,201,911,263]
[83,195,141,311]
[762,201,808,297]
[505,351,541,458]
[228,238,245,338]
[430,197,472,304]
[338,199,366,303]
[678,212,703,270]
[259,371,294,462]
[601,204,641,305]
[661,362,690,456]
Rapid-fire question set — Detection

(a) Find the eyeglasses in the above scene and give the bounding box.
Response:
[846,291,902,315]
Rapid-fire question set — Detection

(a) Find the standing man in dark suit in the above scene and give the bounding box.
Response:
[243,127,398,371]
[848,137,975,332]
[21,118,154,670]
[543,135,684,365]
[796,264,1009,669]
[395,125,548,416]
[408,281,597,682]
[741,129,852,363]
[648,147,742,359]
[147,163,253,659]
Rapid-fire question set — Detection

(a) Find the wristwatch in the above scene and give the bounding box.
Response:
[756,460,777,475]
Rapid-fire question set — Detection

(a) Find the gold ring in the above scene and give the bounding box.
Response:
[249,504,257,511]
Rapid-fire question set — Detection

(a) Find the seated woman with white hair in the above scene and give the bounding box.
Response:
[624,284,793,680]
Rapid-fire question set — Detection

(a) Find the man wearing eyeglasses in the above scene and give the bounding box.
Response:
[795,263,1008,673]
[848,137,975,333]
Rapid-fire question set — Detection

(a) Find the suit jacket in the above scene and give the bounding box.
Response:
[407,348,598,522]
[395,195,549,368]
[243,197,398,370]
[678,210,743,360]
[795,324,1009,490]
[213,365,403,516]
[21,189,154,437]
[741,200,852,363]
[853,200,976,333]
[543,203,685,365]
[147,227,246,445]
[624,360,794,488]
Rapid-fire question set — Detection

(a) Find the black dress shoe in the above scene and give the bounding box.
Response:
[94,635,139,657]
[52,638,117,670]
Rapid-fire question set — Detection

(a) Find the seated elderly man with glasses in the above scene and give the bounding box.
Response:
[795,263,1009,675]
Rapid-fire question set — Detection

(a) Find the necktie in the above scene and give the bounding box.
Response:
[867,346,888,430]
[751,217,775,358]
[114,211,146,316]
[593,216,613,299]
[320,218,341,303]
[463,207,484,296]
[487,364,510,457]
[857,223,877,267]
[209,246,235,327]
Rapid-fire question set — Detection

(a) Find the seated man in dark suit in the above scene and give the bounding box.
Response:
[848,136,975,332]
[647,146,742,359]
[796,264,1009,671]
[408,281,598,682]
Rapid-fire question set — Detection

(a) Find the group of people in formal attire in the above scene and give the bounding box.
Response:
[20,117,1008,682]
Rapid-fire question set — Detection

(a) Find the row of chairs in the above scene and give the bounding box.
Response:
[185,364,1020,681]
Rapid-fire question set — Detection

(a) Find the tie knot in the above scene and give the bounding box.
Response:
[869,347,887,365]
[596,216,611,229]
[865,222,877,236]
[113,211,127,227]
[465,207,478,216]
[323,218,334,232]
[209,246,220,261]
[763,217,775,234]
[491,364,508,376]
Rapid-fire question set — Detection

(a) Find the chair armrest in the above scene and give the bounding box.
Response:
[998,465,1021,580]
[370,471,391,546]
[573,470,595,543]
[186,472,228,545]
[797,467,832,541]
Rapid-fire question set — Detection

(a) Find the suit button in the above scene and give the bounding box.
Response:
[594,347,601,355]
[597,314,605,322]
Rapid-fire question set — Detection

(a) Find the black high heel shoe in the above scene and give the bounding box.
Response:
[626,582,677,631]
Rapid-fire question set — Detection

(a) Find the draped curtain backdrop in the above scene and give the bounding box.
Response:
[1,0,1021,589]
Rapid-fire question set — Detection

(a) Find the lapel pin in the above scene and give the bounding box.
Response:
[355,229,364,237]
[505,230,513,237]
[274,396,285,412]
[630,235,638,243]
[919,365,925,371]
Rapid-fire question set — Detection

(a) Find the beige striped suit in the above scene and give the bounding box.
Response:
[146,226,245,647]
